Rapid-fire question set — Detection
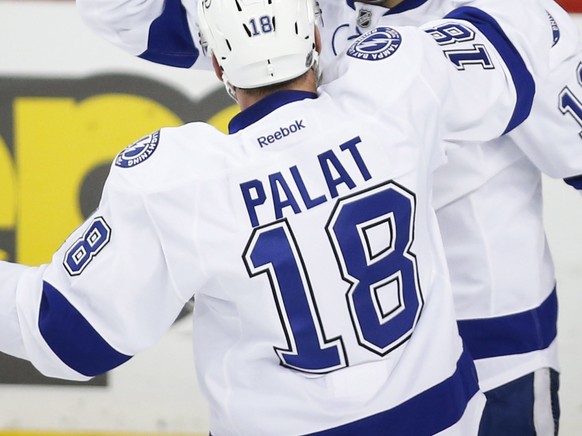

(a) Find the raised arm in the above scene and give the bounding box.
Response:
[506,1,582,187]
[77,0,211,69]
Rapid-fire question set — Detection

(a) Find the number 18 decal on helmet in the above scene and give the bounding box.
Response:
[197,0,319,90]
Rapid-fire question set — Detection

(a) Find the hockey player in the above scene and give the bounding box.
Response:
[0,0,542,433]
[76,0,582,433]
[338,3,581,435]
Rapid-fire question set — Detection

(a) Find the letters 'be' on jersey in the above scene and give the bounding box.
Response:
[0,19,533,436]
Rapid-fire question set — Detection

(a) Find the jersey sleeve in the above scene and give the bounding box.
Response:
[419,9,541,143]
[322,18,535,167]
[0,262,33,360]
[0,155,197,380]
[505,2,582,184]
[77,0,211,69]
[441,1,582,184]
[510,50,582,182]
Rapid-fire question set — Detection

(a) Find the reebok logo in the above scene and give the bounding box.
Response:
[257,120,306,148]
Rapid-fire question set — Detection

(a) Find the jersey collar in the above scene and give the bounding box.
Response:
[346,0,430,15]
[228,90,318,134]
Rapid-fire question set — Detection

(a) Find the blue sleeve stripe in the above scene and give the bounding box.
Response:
[445,6,535,134]
[138,0,199,68]
[564,175,582,190]
[457,287,557,360]
[307,350,478,435]
[39,281,132,377]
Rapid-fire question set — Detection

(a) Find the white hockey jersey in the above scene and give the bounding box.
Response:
[0,19,533,435]
[76,0,582,394]
[436,2,582,390]
[286,0,582,390]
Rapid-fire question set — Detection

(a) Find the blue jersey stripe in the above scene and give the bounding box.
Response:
[229,90,317,134]
[138,0,199,68]
[306,350,479,435]
[445,7,535,134]
[457,288,558,360]
[564,174,582,190]
[39,281,132,377]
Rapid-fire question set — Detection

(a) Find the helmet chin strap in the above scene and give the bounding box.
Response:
[311,52,321,88]
[222,75,238,103]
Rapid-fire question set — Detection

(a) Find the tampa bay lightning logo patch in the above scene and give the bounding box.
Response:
[546,11,560,47]
[115,131,160,168]
[347,27,402,61]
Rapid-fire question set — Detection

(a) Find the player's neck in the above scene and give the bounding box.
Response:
[236,69,318,111]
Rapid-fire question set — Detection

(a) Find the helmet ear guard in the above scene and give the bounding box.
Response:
[197,0,319,95]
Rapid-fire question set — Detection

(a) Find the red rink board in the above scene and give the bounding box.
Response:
[557,0,582,13]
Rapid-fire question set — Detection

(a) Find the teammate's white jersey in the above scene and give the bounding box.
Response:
[436,1,582,390]
[77,0,582,394]
[0,18,533,434]
[325,0,582,391]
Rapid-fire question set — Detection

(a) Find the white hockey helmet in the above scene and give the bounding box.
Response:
[197,0,319,90]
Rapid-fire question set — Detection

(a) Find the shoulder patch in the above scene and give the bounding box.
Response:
[347,27,402,61]
[115,131,160,168]
[546,11,560,47]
